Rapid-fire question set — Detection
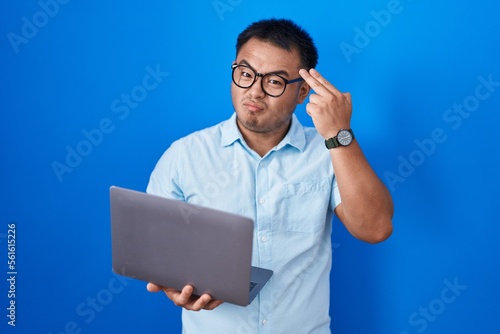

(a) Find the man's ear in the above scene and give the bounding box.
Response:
[297,82,310,104]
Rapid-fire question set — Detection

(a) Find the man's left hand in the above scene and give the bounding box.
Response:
[299,68,352,139]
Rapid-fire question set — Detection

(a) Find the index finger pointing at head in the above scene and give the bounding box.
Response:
[299,68,342,95]
[299,69,335,97]
[308,68,343,95]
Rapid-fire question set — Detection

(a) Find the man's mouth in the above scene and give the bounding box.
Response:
[243,101,265,112]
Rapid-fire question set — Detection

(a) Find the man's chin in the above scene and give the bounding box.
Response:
[238,117,260,132]
[236,113,268,133]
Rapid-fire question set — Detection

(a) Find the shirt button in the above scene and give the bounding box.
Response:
[261,235,267,242]
[258,198,265,204]
[262,319,268,326]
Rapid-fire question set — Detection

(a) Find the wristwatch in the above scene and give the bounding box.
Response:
[325,129,355,149]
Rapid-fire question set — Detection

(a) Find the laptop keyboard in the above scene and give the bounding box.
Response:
[249,281,257,292]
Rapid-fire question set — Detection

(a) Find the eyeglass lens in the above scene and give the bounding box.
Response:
[232,65,287,97]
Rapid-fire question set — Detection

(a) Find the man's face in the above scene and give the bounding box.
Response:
[231,38,310,135]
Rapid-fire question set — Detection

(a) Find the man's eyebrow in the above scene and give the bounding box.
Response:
[238,59,291,78]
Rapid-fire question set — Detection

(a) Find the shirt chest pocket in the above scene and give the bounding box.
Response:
[278,177,331,233]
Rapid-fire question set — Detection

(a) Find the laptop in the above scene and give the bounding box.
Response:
[109,186,273,306]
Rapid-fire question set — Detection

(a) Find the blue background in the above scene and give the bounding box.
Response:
[1,0,499,333]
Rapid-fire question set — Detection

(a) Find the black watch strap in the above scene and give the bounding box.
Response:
[325,129,354,149]
[325,137,341,149]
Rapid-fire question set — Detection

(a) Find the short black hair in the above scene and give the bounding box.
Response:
[236,18,318,70]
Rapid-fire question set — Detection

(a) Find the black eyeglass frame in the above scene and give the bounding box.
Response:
[231,64,304,97]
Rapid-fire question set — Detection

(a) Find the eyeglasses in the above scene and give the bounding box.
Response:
[231,64,304,97]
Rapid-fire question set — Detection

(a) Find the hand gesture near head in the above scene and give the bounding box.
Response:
[299,68,353,139]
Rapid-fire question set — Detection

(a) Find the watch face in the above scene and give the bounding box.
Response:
[337,130,352,146]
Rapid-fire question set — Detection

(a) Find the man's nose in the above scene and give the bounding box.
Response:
[248,75,266,98]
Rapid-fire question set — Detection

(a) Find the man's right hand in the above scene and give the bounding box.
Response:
[146,283,224,311]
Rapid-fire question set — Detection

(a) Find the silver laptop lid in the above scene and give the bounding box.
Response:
[110,186,256,306]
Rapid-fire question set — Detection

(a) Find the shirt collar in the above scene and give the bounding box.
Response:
[221,112,306,152]
[220,113,242,147]
[278,113,306,152]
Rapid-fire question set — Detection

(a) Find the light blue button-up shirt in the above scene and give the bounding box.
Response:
[147,113,341,334]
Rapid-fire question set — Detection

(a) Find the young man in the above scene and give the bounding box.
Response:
[146,18,393,333]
